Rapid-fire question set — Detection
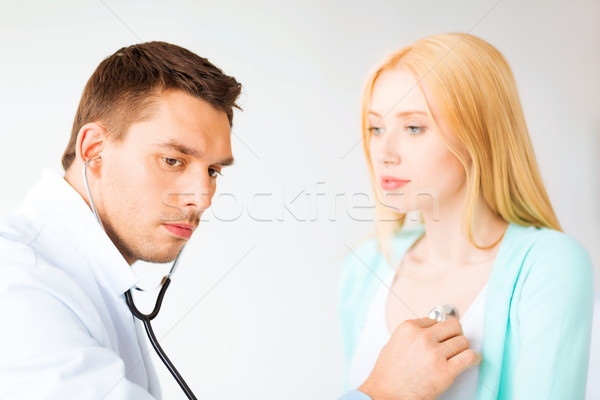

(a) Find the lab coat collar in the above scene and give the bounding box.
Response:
[18,169,139,297]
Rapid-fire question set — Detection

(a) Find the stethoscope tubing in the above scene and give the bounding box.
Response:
[125,279,197,400]
[84,157,197,399]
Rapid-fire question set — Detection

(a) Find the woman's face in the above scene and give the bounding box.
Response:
[368,68,466,217]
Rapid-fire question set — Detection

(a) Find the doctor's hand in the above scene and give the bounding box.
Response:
[357,317,481,400]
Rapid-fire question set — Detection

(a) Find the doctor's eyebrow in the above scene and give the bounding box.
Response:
[156,139,235,166]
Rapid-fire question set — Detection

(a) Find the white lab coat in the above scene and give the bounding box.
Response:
[0,170,161,399]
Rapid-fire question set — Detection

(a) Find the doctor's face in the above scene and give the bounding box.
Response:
[367,68,466,217]
[95,89,233,264]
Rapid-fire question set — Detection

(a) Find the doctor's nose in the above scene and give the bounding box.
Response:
[165,177,213,218]
[183,176,213,211]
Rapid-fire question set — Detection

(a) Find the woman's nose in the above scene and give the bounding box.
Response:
[378,133,401,165]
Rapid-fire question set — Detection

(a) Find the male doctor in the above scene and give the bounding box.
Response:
[0,42,479,399]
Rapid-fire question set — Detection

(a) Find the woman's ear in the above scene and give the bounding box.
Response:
[76,122,107,163]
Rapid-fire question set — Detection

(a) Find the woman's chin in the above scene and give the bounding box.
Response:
[380,202,411,214]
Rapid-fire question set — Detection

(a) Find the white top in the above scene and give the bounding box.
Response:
[0,170,160,399]
[348,267,487,399]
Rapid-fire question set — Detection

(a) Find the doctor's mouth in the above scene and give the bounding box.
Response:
[162,223,195,239]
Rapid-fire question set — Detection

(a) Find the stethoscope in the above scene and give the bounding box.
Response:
[83,155,198,400]
[428,304,459,321]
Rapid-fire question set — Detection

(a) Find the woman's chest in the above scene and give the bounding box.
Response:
[385,260,494,332]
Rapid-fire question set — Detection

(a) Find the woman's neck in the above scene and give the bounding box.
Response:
[413,196,509,271]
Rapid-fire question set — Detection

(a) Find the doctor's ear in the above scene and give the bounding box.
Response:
[88,152,104,165]
[77,122,107,164]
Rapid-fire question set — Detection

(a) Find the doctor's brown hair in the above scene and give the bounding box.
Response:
[61,41,242,171]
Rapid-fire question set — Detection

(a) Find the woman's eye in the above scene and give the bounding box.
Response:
[368,126,384,136]
[208,168,222,178]
[162,157,183,167]
[407,125,424,135]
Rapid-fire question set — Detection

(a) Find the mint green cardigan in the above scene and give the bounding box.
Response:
[338,222,594,399]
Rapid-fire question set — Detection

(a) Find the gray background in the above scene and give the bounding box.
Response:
[1,1,598,398]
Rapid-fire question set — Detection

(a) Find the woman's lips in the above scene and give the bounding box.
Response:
[381,176,410,191]
[163,223,194,239]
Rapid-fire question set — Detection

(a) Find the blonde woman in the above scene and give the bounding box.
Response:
[339,33,593,399]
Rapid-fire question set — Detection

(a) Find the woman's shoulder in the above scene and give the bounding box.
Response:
[505,222,593,281]
[508,223,590,258]
[341,224,426,284]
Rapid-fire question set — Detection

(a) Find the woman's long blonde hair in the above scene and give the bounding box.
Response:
[362,33,561,260]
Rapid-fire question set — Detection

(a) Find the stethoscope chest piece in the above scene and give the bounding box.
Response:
[428,304,459,322]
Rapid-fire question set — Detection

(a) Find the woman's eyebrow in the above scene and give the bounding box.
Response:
[367,110,427,118]
[396,110,427,117]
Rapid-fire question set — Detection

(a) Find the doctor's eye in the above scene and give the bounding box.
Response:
[367,126,385,136]
[208,168,222,178]
[162,157,184,167]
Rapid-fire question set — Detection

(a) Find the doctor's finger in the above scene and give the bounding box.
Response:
[440,335,470,359]
[392,318,438,339]
[447,349,482,376]
[429,318,463,342]
[414,317,439,329]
